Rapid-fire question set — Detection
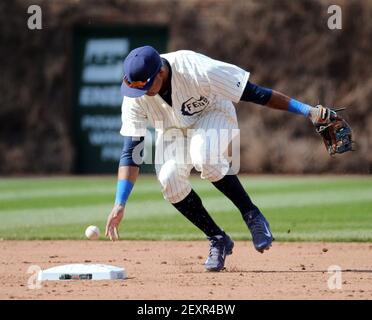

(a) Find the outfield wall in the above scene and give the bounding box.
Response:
[0,0,370,174]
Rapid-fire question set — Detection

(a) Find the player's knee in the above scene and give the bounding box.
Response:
[190,145,229,181]
[190,133,229,181]
[158,160,177,187]
[199,163,230,182]
[157,160,191,203]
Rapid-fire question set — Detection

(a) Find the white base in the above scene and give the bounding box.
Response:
[37,264,127,281]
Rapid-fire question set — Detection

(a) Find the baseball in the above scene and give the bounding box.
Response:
[85,225,100,240]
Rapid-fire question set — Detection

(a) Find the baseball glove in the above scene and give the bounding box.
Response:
[311,105,354,155]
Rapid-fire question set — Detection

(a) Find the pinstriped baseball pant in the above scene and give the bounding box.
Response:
[155,109,239,204]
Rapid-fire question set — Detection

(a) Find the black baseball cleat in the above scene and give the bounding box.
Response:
[204,232,234,272]
[243,207,274,253]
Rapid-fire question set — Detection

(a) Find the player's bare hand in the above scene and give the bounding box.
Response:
[105,204,125,241]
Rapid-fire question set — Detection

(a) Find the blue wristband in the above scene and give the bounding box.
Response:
[115,179,134,205]
[288,98,311,117]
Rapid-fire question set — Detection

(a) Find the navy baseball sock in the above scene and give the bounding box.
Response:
[172,189,223,237]
[212,175,259,219]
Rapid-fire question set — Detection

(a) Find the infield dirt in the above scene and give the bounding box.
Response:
[1,241,371,300]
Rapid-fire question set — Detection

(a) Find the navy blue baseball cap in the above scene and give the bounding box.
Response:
[121,46,162,98]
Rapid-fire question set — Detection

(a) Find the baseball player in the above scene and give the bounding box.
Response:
[105,45,350,272]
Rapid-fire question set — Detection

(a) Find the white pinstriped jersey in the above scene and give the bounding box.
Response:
[120,50,250,137]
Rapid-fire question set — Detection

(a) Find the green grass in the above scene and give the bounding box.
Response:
[0,175,371,241]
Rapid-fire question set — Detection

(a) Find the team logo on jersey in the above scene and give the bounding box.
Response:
[181,96,209,116]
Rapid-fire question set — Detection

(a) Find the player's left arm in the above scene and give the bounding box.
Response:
[239,81,354,154]
[239,81,330,124]
[197,53,333,124]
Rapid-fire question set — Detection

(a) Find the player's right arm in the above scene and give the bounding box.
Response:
[105,96,148,241]
[105,136,145,241]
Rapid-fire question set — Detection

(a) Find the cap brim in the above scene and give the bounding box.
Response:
[120,77,154,98]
